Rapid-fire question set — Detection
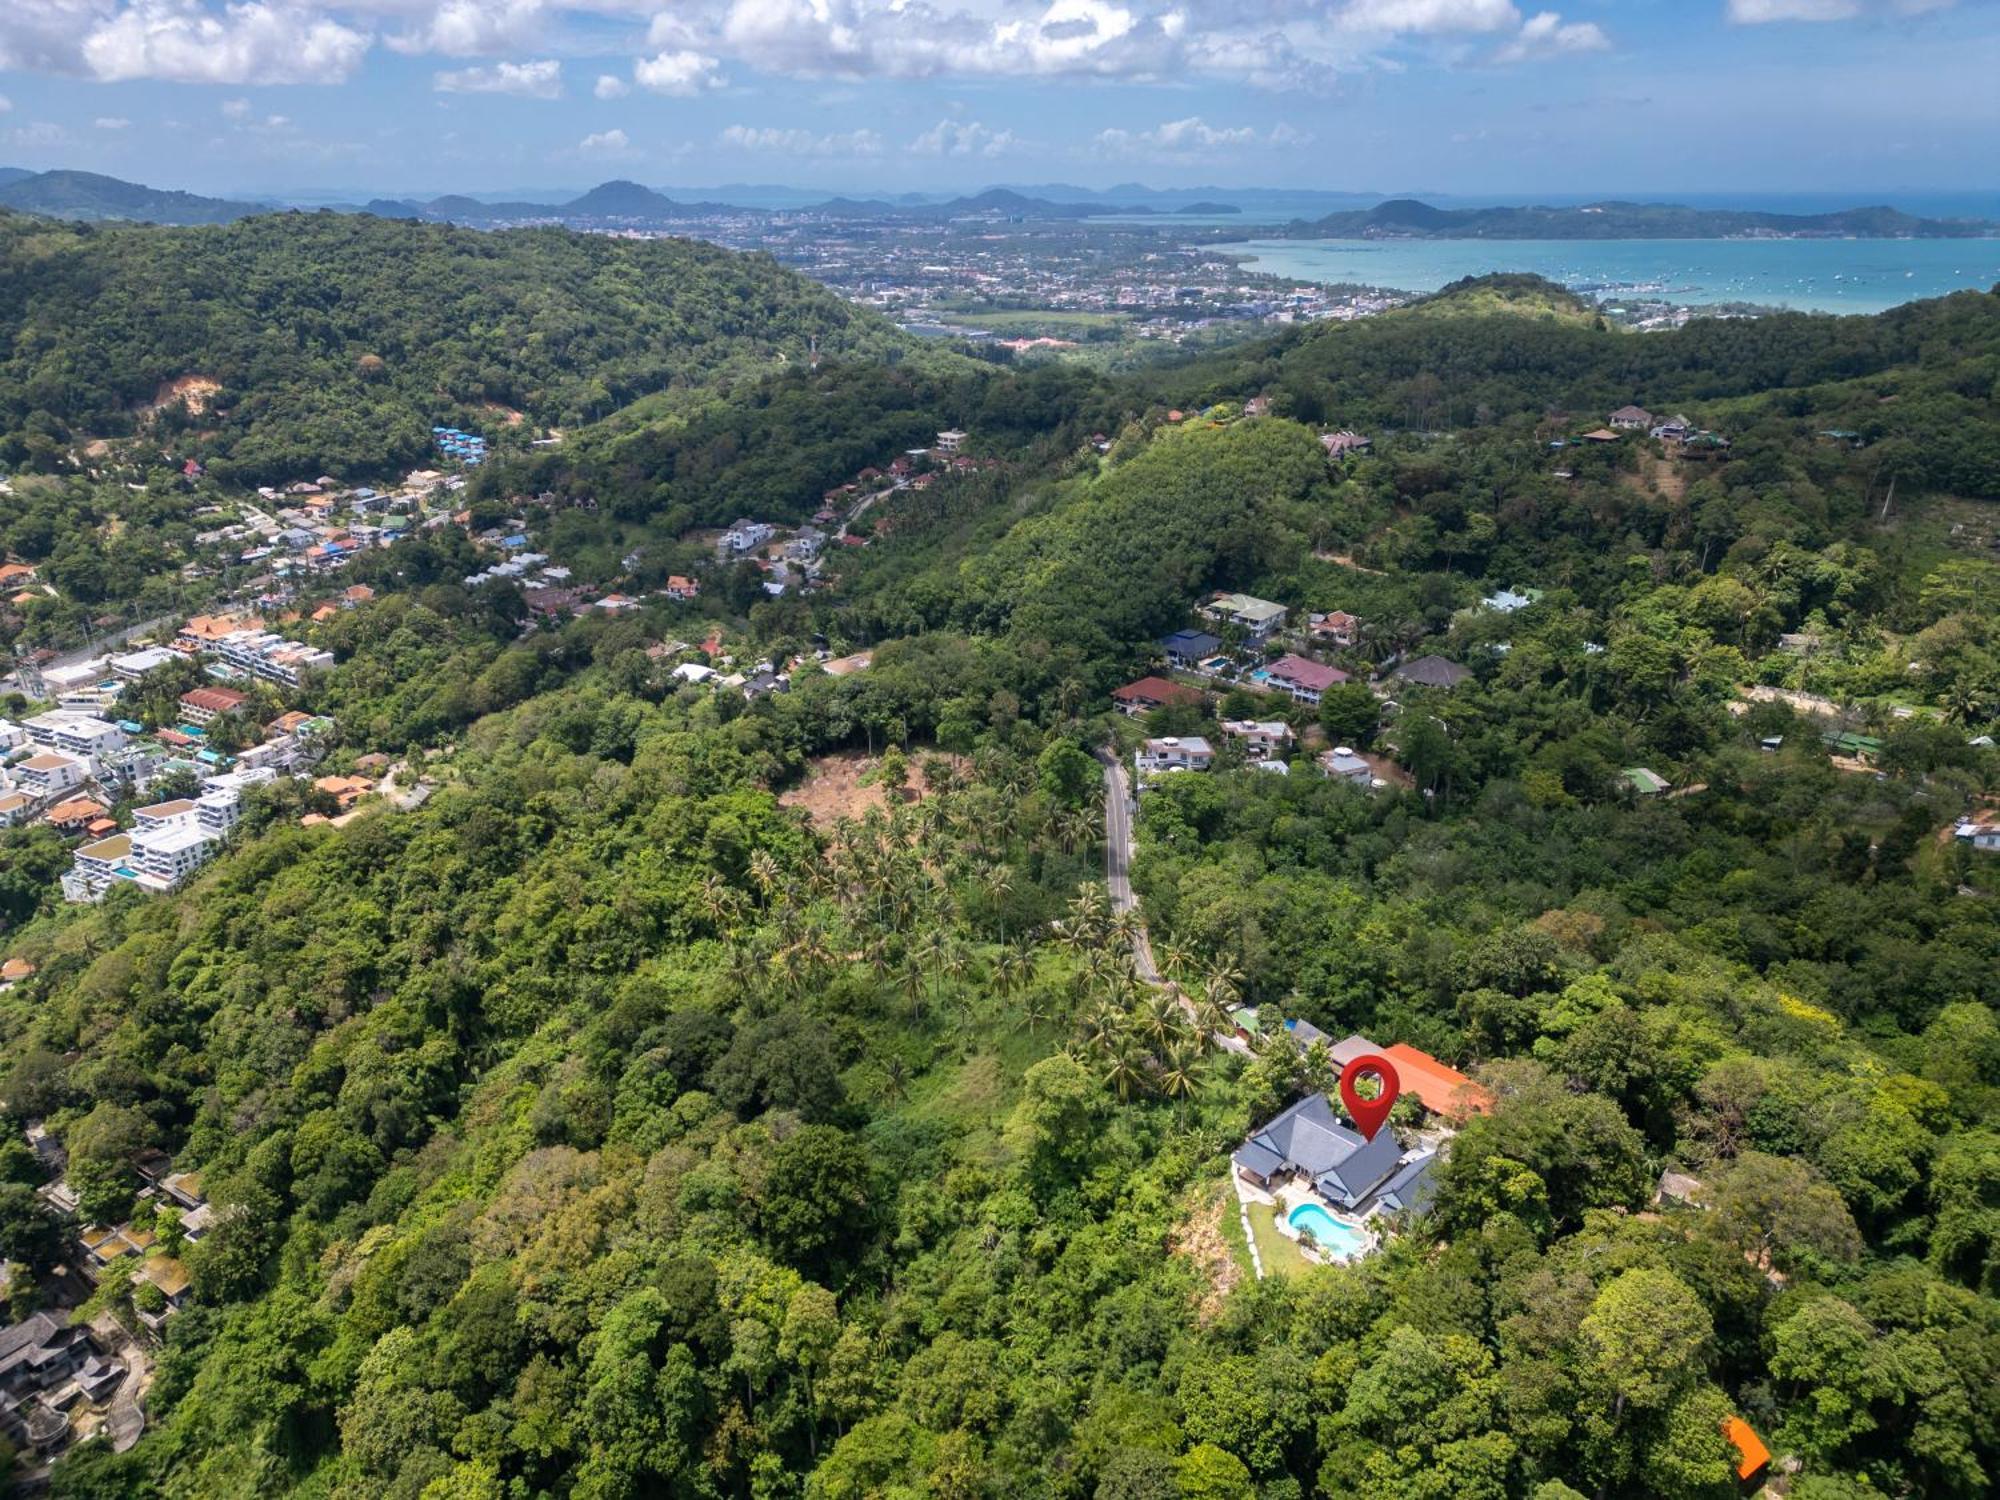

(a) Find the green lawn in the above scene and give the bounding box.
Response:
[1246,1199,1314,1278]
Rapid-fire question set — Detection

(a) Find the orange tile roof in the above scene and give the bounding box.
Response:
[46,798,109,824]
[1723,1417,1770,1483]
[1382,1043,1494,1117]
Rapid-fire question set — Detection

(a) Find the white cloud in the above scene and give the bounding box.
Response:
[1492,9,1609,61]
[578,126,631,156]
[0,96,11,115]
[80,2,371,85]
[718,123,884,156]
[388,0,545,56]
[593,72,629,99]
[220,96,251,119]
[1727,0,1956,17]
[95,115,132,128]
[432,58,563,97]
[1095,115,1307,157]
[1337,0,1522,34]
[911,119,1019,157]
[634,48,723,95]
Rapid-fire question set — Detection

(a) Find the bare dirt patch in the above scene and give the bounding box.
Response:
[778,750,968,829]
[1171,1185,1245,1323]
[483,401,526,427]
[1312,551,1387,575]
[779,751,905,827]
[1619,452,1688,503]
[145,375,222,417]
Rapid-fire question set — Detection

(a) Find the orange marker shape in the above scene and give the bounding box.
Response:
[1339,1053,1401,1141]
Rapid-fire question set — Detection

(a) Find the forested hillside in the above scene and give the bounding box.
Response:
[2,266,1999,1499]
[0,211,926,483]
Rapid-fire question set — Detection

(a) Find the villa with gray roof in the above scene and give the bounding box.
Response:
[1232,1092,1405,1209]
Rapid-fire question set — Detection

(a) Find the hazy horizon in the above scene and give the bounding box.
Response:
[2,2,1998,199]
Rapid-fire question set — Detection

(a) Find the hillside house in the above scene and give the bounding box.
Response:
[718,520,774,556]
[1311,611,1360,648]
[1112,677,1203,717]
[1320,430,1372,458]
[1393,655,1471,689]
[1955,819,2000,852]
[1199,593,1289,643]
[1158,630,1223,670]
[1321,747,1373,787]
[1261,654,1348,705]
[1135,736,1214,775]
[1609,405,1652,430]
[1221,720,1292,761]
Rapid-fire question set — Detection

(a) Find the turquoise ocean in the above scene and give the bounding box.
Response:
[1213,237,2000,315]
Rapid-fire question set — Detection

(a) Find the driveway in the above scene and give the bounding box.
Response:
[1097,747,1247,1054]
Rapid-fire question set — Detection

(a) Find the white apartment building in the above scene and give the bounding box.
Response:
[13,752,88,801]
[203,630,334,687]
[23,712,129,765]
[131,821,213,891]
[63,833,135,902]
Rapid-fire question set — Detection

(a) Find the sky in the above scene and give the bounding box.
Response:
[0,0,1996,198]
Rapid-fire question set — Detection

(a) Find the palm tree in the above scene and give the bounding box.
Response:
[1136,991,1185,1053]
[748,849,784,903]
[898,959,928,1022]
[879,1055,910,1102]
[1021,987,1057,1037]
[985,864,1015,942]
[1103,1044,1150,1104]
[1159,1042,1204,1121]
[1076,1003,1123,1057]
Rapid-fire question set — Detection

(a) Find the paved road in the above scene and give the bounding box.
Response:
[1097,748,1248,1055]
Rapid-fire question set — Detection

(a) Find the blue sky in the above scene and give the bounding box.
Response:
[0,1,1995,197]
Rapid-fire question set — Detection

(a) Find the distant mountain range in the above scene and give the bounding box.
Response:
[0,169,271,224]
[1289,197,1995,240]
[2,170,1988,240]
[359,179,742,224]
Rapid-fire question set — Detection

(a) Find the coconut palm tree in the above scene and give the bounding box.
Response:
[1103,1044,1150,1104]
[1159,1041,1205,1121]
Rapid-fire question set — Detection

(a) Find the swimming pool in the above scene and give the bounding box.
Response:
[1288,1202,1370,1260]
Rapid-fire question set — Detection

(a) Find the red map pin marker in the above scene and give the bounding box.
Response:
[1339,1054,1401,1142]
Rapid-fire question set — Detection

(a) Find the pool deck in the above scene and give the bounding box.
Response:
[1231,1173,1378,1275]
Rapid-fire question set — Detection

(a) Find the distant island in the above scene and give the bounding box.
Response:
[1286,197,1995,241]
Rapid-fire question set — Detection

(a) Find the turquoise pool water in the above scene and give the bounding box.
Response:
[1288,1202,1370,1259]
